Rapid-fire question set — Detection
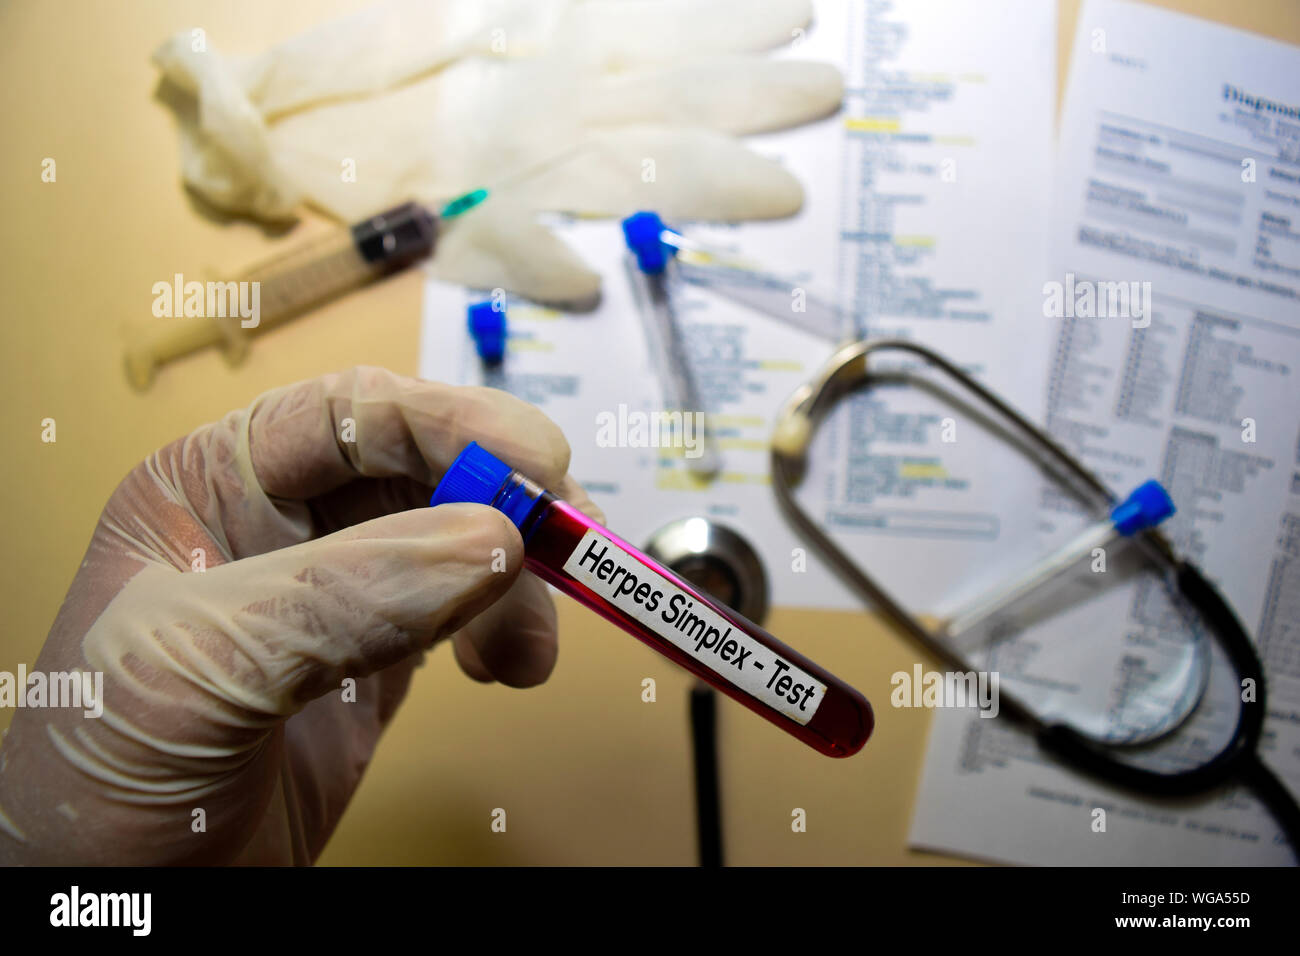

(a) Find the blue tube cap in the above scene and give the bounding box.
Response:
[1110,480,1175,536]
[467,301,507,364]
[430,442,509,508]
[429,442,539,529]
[621,211,675,274]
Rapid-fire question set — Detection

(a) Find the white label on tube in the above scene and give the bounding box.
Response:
[562,529,827,725]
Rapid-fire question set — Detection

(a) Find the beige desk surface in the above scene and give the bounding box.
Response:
[2,0,1297,866]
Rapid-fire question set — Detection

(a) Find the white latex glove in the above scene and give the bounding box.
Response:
[0,368,602,865]
[152,0,844,304]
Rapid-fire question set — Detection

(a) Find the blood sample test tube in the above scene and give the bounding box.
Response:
[430,443,873,757]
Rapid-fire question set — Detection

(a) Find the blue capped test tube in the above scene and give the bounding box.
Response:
[622,211,846,342]
[467,300,507,365]
[622,212,721,477]
[937,480,1176,646]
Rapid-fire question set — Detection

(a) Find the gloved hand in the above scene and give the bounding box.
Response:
[0,368,601,865]
[152,0,843,304]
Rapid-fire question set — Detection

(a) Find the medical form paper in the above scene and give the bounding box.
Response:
[420,0,1056,615]
[910,0,1300,865]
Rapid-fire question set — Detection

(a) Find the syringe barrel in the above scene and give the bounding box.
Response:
[124,202,437,388]
[239,202,436,330]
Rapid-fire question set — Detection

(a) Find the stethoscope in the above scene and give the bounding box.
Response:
[770,337,1300,859]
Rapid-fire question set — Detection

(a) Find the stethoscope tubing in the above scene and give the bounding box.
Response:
[772,338,1300,860]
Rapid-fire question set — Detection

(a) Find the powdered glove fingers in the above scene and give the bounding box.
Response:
[153,0,843,304]
[0,367,600,864]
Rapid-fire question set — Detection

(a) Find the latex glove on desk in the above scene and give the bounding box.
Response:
[0,368,602,865]
[152,0,843,305]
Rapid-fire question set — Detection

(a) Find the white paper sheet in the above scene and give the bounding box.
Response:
[420,0,1057,616]
[910,0,1300,866]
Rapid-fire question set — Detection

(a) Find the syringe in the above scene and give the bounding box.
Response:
[124,192,486,389]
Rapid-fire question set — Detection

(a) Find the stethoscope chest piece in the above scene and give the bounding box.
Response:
[644,517,769,626]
